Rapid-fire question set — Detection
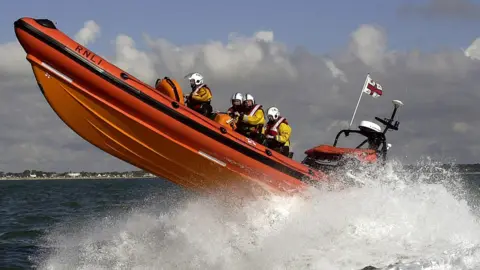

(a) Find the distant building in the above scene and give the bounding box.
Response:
[67,172,80,177]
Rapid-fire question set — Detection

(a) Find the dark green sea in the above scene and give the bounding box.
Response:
[1,167,480,269]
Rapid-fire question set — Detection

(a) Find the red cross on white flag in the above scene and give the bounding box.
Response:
[362,74,383,98]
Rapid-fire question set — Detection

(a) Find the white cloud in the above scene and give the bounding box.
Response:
[453,122,470,133]
[112,34,156,83]
[324,59,347,82]
[1,19,480,172]
[144,30,296,82]
[465,38,480,60]
[0,41,32,78]
[254,31,274,42]
[74,20,100,46]
[347,24,389,71]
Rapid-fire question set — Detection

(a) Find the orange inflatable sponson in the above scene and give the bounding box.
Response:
[305,145,376,155]
[305,145,377,163]
[154,77,185,104]
[13,17,329,198]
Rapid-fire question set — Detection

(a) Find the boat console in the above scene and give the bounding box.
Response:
[302,100,403,171]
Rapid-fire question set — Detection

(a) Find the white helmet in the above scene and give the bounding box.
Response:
[231,92,244,102]
[185,72,204,87]
[244,93,255,104]
[267,106,280,121]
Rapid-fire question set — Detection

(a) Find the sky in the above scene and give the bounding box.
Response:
[1,0,480,172]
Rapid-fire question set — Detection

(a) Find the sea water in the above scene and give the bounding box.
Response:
[1,159,480,269]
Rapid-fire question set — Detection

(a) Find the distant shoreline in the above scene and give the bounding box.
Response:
[2,171,480,181]
[0,176,159,181]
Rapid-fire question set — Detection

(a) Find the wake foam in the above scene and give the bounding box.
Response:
[34,159,480,270]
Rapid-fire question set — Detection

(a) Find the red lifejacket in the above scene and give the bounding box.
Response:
[265,117,287,136]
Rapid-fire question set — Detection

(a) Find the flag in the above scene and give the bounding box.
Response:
[362,74,383,98]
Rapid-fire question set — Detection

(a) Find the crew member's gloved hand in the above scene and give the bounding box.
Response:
[240,113,247,122]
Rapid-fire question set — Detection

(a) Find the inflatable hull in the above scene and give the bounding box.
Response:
[13,18,328,198]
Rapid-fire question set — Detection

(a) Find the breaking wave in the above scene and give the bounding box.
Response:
[34,159,480,270]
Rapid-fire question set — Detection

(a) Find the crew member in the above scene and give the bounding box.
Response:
[184,72,213,117]
[236,93,265,142]
[264,106,291,157]
[227,92,244,118]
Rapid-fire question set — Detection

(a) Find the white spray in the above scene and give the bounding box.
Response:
[35,159,480,270]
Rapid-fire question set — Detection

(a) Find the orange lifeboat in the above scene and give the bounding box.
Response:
[13,17,403,198]
[13,17,329,198]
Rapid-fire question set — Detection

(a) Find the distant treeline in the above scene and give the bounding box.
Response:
[0,169,153,178]
[2,164,480,178]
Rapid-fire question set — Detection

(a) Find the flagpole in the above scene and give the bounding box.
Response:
[349,73,370,128]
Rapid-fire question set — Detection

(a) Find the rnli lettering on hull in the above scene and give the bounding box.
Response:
[74,45,103,66]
